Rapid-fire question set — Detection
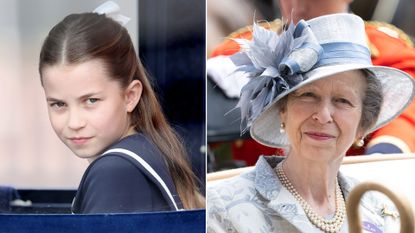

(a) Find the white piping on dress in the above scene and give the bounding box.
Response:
[103,148,179,211]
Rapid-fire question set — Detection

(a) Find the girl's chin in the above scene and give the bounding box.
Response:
[72,150,99,159]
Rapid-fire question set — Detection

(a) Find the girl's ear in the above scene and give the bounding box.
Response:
[124,80,142,113]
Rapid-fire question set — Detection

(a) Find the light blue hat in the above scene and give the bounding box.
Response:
[230,13,415,148]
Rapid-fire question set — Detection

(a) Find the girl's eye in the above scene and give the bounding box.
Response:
[50,101,66,109]
[86,98,99,105]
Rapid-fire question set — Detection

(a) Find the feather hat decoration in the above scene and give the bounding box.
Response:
[231,18,323,133]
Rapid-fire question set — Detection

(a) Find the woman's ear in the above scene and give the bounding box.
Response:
[124,80,142,113]
[279,105,287,124]
[355,127,366,143]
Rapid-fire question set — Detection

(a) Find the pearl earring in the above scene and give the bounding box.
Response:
[356,138,364,147]
[280,123,285,133]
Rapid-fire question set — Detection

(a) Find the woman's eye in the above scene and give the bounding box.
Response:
[303,92,314,97]
[336,98,353,106]
[299,92,316,98]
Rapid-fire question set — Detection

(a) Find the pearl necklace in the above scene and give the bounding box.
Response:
[275,162,346,233]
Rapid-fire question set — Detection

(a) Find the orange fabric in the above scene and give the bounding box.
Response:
[210,31,249,58]
[210,22,279,58]
[209,22,415,158]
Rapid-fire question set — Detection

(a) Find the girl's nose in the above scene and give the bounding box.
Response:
[67,108,86,130]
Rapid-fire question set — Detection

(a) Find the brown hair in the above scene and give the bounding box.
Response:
[39,13,204,209]
[277,69,383,132]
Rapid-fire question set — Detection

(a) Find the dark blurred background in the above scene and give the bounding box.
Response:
[138,0,206,193]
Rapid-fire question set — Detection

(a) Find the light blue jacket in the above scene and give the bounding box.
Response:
[207,156,398,233]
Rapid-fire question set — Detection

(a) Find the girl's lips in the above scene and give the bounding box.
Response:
[304,132,335,141]
[69,137,92,145]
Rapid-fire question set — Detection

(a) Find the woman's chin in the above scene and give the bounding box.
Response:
[299,143,341,161]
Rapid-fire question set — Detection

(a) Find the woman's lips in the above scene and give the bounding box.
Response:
[68,137,92,145]
[304,131,335,141]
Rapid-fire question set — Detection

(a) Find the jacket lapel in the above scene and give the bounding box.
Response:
[253,156,312,232]
[253,156,354,233]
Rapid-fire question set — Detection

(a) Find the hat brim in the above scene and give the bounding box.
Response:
[250,63,415,148]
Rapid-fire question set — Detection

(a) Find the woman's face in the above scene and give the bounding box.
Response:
[42,59,138,161]
[280,70,366,161]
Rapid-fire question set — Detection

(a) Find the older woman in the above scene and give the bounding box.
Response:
[207,13,415,233]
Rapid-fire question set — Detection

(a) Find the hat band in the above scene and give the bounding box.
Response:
[314,42,372,68]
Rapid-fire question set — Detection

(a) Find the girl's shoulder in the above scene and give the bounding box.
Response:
[108,133,163,161]
[73,133,182,213]
[101,133,167,174]
[88,152,143,176]
[73,153,170,213]
[94,133,183,210]
[77,133,167,194]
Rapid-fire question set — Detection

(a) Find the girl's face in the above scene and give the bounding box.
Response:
[280,70,366,162]
[42,59,141,162]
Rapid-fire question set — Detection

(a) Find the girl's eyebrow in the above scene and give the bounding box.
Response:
[46,97,62,102]
[78,92,100,99]
[46,92,102,102]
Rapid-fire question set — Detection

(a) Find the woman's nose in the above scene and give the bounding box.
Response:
[312,101,333,124]
[67,108,86,130]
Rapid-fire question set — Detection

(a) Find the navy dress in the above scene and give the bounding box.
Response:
[72,133,183,214]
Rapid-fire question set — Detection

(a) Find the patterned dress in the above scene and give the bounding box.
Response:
[207,156,399,233]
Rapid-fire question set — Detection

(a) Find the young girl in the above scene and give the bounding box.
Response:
[38,5,204,213]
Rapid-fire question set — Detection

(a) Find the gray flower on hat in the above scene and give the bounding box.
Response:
[230,20,323,132]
